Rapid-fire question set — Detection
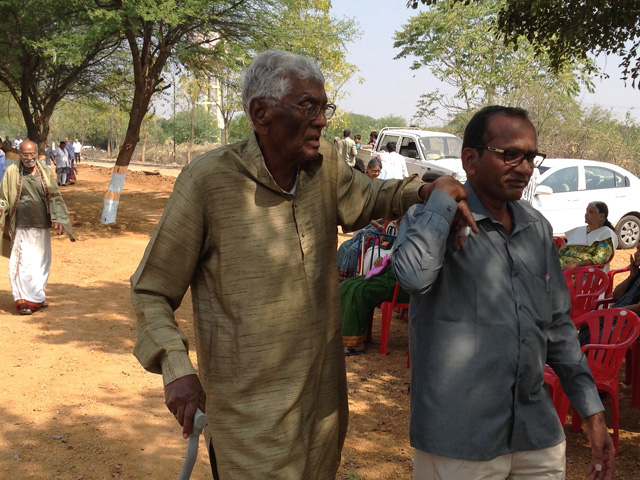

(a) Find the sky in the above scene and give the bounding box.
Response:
[329,0,640,125]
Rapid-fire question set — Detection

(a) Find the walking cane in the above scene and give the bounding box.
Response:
[179,408,208,480]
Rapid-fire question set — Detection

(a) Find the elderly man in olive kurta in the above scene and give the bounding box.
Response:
[131,50,428,480]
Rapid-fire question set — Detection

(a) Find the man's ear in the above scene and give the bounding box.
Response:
[461,147,478,177]
[249,98,270,135]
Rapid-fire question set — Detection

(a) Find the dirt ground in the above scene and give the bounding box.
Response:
[0,164,639,479]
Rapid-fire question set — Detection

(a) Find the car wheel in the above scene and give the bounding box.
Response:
[615,215,640,249]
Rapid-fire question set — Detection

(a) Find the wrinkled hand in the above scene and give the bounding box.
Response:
[52,222,64,235]
[164,374,206,439]
[421,177,478,251]
[583,412,615,480]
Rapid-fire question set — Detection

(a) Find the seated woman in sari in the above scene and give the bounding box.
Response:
[341,217,405,356]
[558,201,617,271]
[337,158,386,282]
[341,254,409,356]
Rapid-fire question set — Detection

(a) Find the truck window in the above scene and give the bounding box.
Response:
[378,135,400,152]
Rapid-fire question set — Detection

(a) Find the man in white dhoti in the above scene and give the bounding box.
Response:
[0,140,75,315]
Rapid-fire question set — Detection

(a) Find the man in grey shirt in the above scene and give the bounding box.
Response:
[392,106,614,479]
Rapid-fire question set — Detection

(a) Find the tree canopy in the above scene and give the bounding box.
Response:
[408,0,640,85]
[0,0,121,151]
[395,0,593,122]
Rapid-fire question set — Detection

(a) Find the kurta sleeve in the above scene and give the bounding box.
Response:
[131,167,206,386]
[336,150,424,232]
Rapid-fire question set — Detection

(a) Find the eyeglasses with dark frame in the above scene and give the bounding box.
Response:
[265,98,337,120]
[475,145,546,168]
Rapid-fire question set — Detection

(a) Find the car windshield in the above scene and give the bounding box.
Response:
[538,166,552,175]
[418,136,462,159]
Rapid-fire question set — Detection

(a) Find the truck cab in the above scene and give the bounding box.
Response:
[373,127,465,183]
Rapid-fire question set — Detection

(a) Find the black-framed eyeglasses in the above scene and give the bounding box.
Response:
[475,145,546,168]
[265,98,336,120]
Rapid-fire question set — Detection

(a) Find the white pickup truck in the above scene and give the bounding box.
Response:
[366,127,465,182]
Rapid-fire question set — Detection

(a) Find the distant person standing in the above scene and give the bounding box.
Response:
[64,138,77,184]
[0,147,6,180]
[13,137,22,149]
[377,142,408,180]
[53,141,70,186]
[337,129,358,166]
[72,139,82,163]
[0,140,74,315]
[354,134,362,149]
[3,137,11,148]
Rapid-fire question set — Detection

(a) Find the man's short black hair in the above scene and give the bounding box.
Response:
[354,134,361,141]
[370,131,378,139]
[343,129,351,137]
[462,105,529,150]
[386,141,396,152]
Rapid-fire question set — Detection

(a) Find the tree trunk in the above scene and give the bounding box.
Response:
[141,127,147,163]
[101,84,154,224]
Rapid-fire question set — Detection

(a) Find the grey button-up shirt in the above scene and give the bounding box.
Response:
[392,185,603,461]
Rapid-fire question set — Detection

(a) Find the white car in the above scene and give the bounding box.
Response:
[532,158,640,249]
[372,127,465,182]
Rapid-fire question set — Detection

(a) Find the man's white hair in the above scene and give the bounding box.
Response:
[241,49,324,127]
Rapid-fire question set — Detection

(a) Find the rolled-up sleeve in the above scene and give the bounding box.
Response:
[392,189,457,296]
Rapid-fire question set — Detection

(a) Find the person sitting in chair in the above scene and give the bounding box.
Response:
[341,217,406,356]
[337,158,386,282]
[558,201,617,271]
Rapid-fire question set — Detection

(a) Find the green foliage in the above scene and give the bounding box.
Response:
[325,113,408,142]
[410,0,640,86]
[0,0,121,146]
[227,114,253,144]
[395,0,593,122]
[168,106,219,144]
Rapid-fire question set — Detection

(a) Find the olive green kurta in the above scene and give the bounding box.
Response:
[131,135,423,479]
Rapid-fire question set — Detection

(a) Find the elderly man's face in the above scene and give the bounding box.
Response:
[261,76,328,165]
[19,141,38,171]
[464,114,537,204]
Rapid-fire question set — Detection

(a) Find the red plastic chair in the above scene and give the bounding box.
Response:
[593,281,640,410]
[563,266,610,321]
[553,235,566,249]
[378,282,408,356]
[545,308,640,455]
[606,265,631,298]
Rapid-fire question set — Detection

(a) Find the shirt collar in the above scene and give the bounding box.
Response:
[465,182,540,234]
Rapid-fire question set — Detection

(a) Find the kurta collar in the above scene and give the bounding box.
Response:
[246,133,324,197]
